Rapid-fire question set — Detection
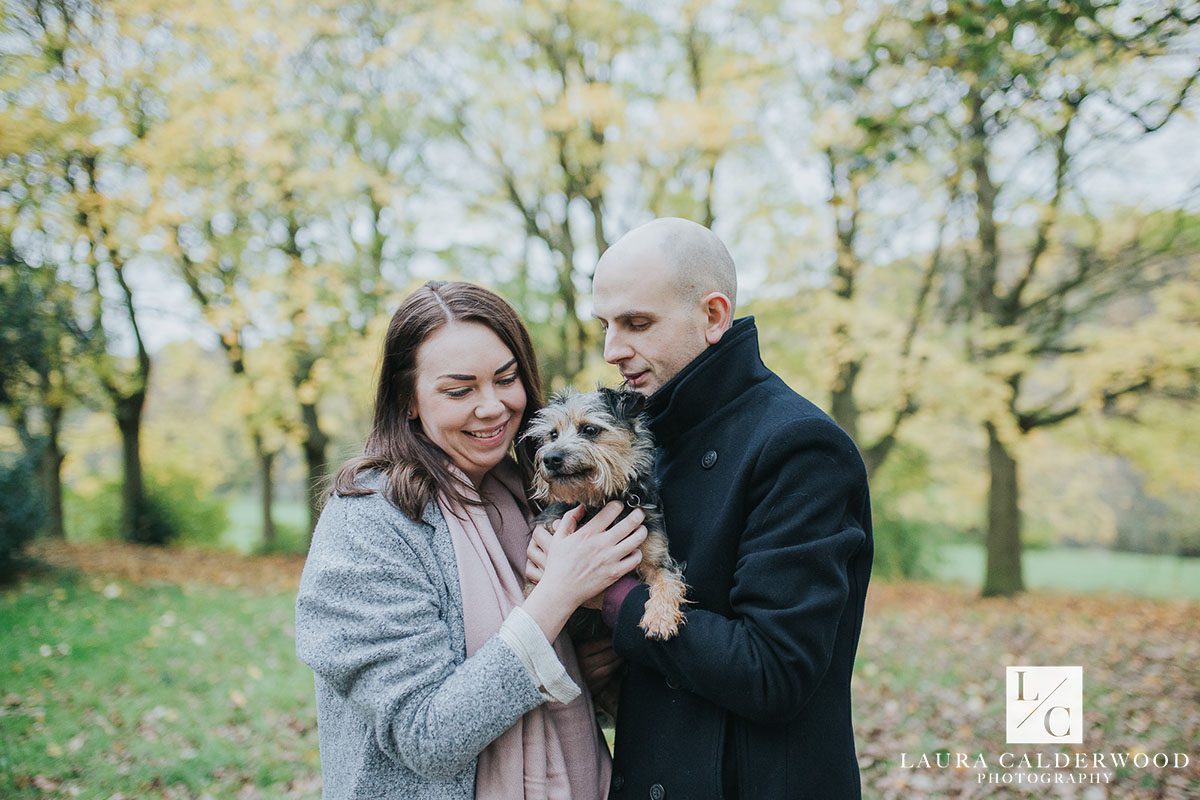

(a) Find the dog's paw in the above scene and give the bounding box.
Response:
[639,604,685,640]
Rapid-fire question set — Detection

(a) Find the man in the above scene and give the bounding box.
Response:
[532,217,873,798]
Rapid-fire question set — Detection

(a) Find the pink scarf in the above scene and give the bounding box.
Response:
[438,459,611,800]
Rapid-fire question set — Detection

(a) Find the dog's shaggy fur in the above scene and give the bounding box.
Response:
[524,387,689,640]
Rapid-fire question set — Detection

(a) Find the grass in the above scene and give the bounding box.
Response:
[0,570,318,799]
[931,543,1200,600]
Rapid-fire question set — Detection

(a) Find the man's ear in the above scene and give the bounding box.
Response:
[701,291,733,345]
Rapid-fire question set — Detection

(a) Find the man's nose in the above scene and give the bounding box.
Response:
[603,328,633,364]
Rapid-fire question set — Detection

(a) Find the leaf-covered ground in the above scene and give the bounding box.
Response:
[855,583,1199,798]
[2,541,1197,798]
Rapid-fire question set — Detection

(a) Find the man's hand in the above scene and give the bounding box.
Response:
[575,637,623,693]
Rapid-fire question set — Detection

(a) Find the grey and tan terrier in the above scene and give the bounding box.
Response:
[524,386,689,640]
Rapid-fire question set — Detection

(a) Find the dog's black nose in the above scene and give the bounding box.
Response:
[542,452,564,472]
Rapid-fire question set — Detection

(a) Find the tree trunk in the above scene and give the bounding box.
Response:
[254,432,277,550]
[115,392,146,541]
[301,401,328,540]
[38,404,66,539]
[829,355,861,447]
[983,422,1024,596]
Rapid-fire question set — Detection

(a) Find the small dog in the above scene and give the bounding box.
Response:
[524,386,689,640]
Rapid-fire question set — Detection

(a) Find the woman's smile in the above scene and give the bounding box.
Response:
[464,420,509,443]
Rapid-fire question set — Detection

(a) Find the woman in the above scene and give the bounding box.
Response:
[295,281,645,800]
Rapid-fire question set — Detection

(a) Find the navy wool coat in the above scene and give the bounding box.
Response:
[608,317,873,799]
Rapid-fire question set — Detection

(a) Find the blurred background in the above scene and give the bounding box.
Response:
[2,0,1198,798]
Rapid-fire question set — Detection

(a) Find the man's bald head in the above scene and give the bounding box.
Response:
[592,218,738,394]
[597,217,737,310]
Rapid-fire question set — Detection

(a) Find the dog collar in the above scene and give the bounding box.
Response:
[622,492,656,510]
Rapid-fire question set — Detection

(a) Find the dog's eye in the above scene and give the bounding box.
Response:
[548,431,558,442]
[580,424,600,437]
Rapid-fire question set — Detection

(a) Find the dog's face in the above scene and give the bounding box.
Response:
[524,387,654,507]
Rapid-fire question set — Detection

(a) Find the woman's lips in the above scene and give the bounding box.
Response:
[464,421,508,443]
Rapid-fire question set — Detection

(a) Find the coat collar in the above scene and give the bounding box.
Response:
[644,316,769,448]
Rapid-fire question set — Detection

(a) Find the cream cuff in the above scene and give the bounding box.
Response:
[498,606,581,705]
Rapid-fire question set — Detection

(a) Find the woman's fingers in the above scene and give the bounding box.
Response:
[615,524,648,555]
[604,507,645,541]
[576,501,624,536]
[615,546,644,575]
[526,525,553,584]
[527,525,551,564]
[554,504,587,537]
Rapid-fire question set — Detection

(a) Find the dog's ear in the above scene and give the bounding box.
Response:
[599,386,646,423]
[548,387,577,405]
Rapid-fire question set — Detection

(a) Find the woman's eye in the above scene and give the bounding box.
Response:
[548,431,558,442]
[446,388,470,398]
[580,424,599,437]
[498,374,519,386]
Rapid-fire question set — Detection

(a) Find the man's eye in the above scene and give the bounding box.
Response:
[580,424,600,437]
[629,320,650,331]
[548,431,558,441]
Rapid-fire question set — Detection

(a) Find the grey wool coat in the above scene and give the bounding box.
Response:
[294,473,545,800]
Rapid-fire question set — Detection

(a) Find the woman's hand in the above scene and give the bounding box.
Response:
[524,523,552,586]
[521,503,646,642]
[526,504,638,608]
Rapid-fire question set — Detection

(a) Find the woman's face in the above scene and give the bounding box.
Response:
[410,321,527,485]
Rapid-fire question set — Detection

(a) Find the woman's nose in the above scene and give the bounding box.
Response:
[475,388,505,418]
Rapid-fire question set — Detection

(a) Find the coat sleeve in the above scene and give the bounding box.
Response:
[294,494,544,779]
[611,415,870,724]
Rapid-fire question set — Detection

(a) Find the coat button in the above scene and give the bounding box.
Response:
[612,774,624,792]
[665,676,679,690]
[701,450,717,469]
[650,784,665,800]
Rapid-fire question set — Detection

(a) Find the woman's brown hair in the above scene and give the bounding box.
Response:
[333,281,544,519]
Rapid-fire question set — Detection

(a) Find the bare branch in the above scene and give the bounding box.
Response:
[1005,98,1078,318]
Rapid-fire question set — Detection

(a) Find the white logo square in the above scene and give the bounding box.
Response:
[1006,666,1083,744]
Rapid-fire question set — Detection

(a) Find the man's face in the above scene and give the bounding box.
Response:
[592,253,710,396]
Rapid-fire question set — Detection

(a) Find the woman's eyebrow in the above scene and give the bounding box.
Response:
[437,358,517,381]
